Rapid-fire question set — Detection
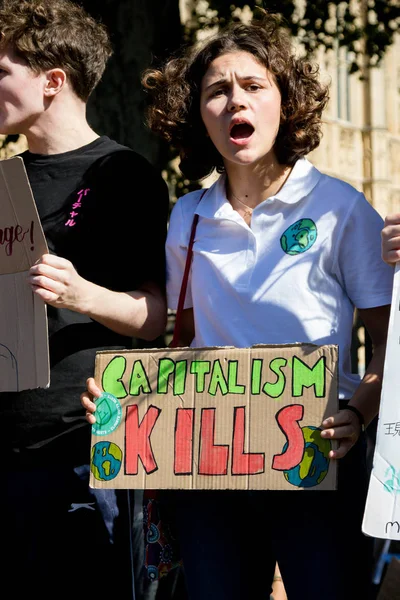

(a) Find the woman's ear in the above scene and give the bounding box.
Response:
[44,68,67,97]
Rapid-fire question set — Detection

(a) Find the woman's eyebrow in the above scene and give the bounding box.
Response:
[203,77,228,91]
[203,74,266,91]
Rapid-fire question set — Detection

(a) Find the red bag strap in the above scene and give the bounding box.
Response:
[171,189,206,348]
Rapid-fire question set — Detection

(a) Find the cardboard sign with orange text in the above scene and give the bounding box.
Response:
[0,156,49,392]
[89,344,338,491]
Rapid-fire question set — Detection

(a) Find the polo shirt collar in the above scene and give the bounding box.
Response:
[274,158,322,204]
[194,176,230,219]
[195,158,322,219]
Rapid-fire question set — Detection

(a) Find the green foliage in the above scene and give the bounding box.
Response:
[165,0,399,202]
[163,144,203,204]
[183,1,400,72]
[365,0,400,65]
[298,0,399,72]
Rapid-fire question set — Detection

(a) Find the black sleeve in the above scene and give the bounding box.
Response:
[130,156,169,291]
[90,149,169,294]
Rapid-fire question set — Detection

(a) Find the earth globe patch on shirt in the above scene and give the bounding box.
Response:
[92,392,122,436]
[280,218,317,255]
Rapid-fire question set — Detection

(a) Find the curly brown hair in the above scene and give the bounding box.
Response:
[142,11,329,181]
[0,0,112,101]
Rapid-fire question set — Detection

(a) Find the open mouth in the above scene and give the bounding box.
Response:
[230,122,254,141]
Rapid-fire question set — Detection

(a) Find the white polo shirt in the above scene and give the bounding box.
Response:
[166,158,393,399]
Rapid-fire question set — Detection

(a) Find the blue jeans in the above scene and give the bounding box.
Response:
[166,432,373,600]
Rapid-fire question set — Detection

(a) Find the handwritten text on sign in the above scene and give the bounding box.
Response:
[363,265,400,540]
[0,221,35,256]
[89,345,338,491]
[0,156,49,392]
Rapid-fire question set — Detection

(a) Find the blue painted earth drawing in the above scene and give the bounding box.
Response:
[280,218,317,255]
[283,426,331,487]
[91,440,122,481]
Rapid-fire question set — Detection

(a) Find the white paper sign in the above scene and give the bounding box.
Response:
[362,264,400,540]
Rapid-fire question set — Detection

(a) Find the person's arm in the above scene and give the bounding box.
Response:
[28,254,166,340]
[30,151,169,342]
[381,213,400,264]
[82,307,194,425]
[321,304,390,459]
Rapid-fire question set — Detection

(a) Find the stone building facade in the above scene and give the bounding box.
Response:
[309,34,400,219]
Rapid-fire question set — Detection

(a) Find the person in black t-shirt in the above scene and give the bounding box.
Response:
[0,2,168,599]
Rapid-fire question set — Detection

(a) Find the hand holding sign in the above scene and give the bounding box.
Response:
[29,253,93,312]
[81,377,101,425]
[381,213,400,265]
[321,407,363,459]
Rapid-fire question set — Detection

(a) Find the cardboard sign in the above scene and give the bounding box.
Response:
[89,343,338,491]
[0,156,49,392]
[363,265,400,540]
